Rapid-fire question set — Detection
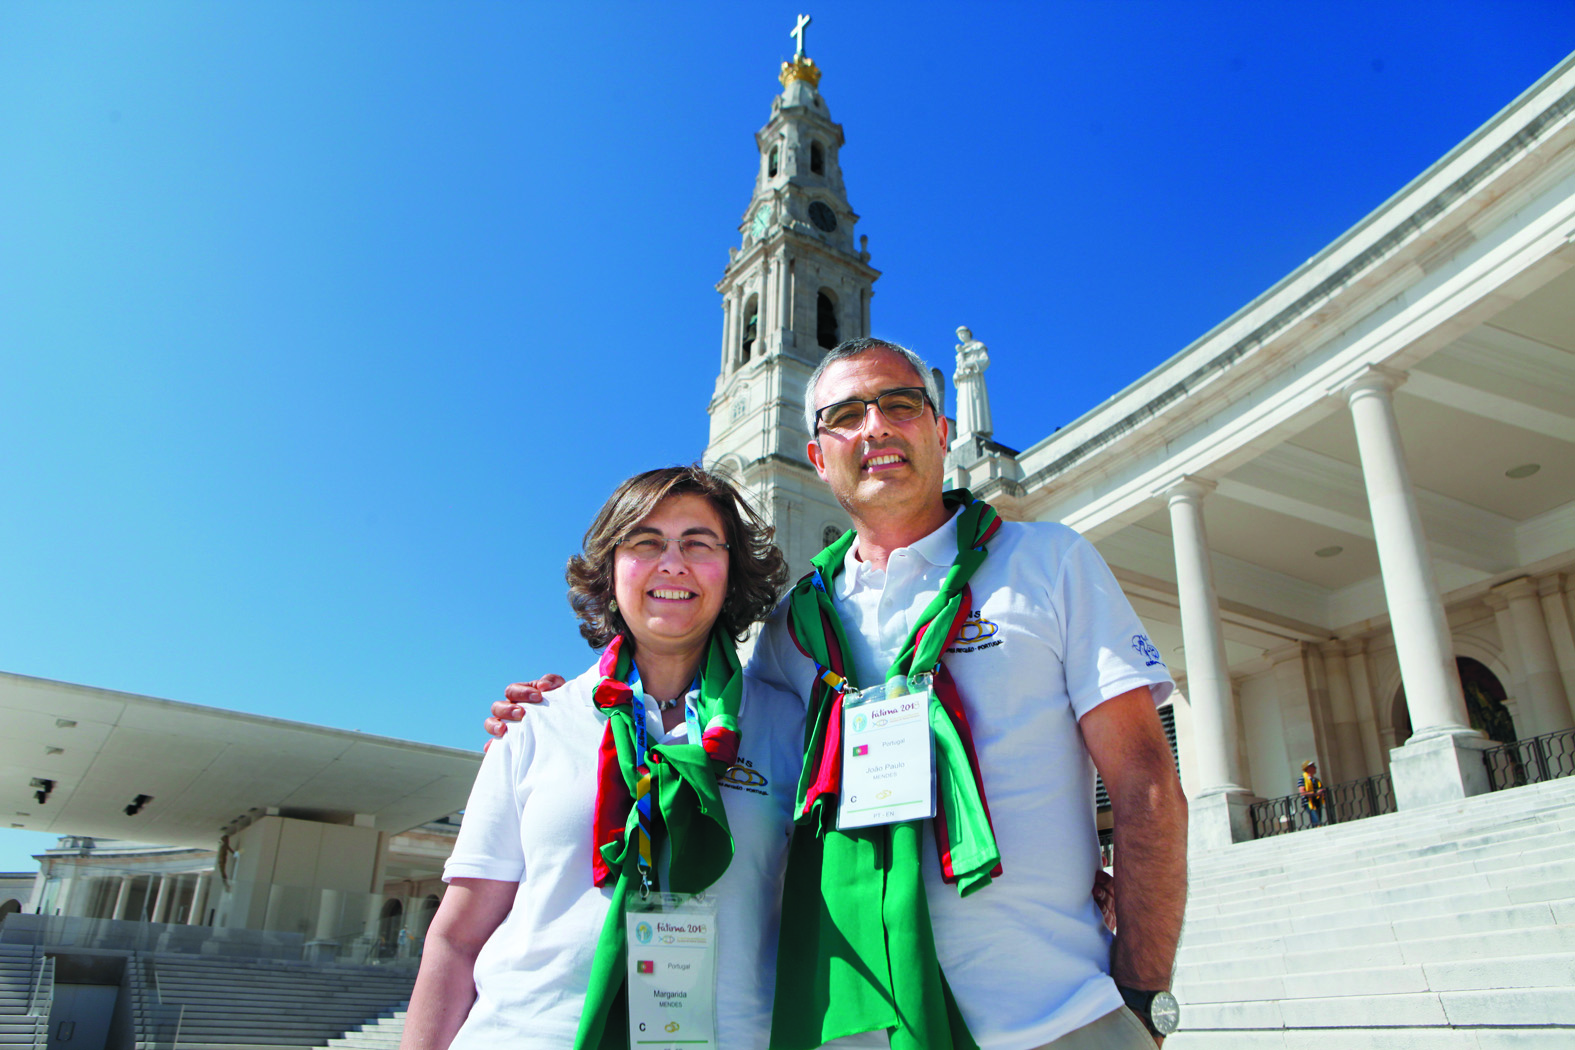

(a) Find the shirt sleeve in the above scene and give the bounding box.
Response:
[1052,532,1175,719]
[743,595,815,706]
[443,723,530,883]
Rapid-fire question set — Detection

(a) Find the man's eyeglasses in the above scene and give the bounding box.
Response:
[814,387,932,435]
[619,536,731,563]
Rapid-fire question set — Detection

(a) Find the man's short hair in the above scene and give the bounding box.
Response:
[803,337,944,439]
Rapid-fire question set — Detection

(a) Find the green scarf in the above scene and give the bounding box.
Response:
[771,491,1004,1050]
[576,630,743,1050]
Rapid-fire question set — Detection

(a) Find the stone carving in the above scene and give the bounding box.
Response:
[953,326,993,442]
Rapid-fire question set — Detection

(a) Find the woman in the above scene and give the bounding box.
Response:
[401,466,799,1050]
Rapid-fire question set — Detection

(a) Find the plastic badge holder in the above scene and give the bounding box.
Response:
[625,892,720,1049]
[837,671,937,830]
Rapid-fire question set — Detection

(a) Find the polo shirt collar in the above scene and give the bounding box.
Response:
[836,505,962,599]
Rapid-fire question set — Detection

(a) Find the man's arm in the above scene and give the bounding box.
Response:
[1078,686,1187,990]
[399,877,516,1049]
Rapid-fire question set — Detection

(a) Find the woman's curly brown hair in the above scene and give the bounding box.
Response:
[566,465,788,649]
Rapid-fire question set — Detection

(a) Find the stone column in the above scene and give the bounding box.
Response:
[1538,575,1575,723]
[1322,641,1367,781]
[720,296,733,373]
[1344,640,1387,774]
[1485,591,1530,735]
[1166,478,1255,848]
[187,873,211,926]
[1343,367,1487,807]
[112,874,134,920]
[1495,577,1573,734]
[151,875,173,924]
[781,254,794,336]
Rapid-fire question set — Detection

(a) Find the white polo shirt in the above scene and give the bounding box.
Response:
[748,512,1174,1050]
[442,663,803,1050]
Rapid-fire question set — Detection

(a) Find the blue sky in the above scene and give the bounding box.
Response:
[3,3,1572,870]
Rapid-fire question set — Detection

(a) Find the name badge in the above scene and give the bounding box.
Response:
[838,672,936,830]
[625,893,719,1050]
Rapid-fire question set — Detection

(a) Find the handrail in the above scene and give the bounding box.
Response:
[1249,772,1395,839]
[141,954,186,1050]
[25,946,49,1017]
[1483,727,1575,791]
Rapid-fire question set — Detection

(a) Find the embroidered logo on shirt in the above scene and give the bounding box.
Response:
[1132,634,1165,668]
[720,759,769,795]
[946,610,1004,654]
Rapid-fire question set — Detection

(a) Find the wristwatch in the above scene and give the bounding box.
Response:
[1116,985,1180,1037]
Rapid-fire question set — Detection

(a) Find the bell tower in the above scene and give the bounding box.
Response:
[704,17,880,579]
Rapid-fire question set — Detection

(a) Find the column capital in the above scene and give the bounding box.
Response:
[1493,575,1541,602]
[1318,638,1346,658]
[1341,636,1368,658]
[1537,573,1565,599]
[1161,475,1217,504]
[1265,640,1309,666]
[1339,363,1408,402]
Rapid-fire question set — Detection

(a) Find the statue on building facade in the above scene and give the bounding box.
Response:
[953,325,993,443]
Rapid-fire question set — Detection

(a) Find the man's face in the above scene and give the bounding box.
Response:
[807,348,949,520]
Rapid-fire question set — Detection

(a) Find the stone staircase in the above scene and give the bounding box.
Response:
[131,954,414,1050]
[0,945,50,1049]
[1169,774,1575,1048]
[318,1006,406,1049]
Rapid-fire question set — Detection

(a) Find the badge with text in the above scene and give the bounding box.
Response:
[838,672,936,830]
[625,893,719,1049]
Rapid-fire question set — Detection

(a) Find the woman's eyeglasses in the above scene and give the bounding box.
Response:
[619,536,731,563]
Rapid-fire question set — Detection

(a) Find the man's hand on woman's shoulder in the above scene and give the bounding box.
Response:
[484,676,566,738]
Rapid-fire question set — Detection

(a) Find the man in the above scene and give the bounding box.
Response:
[496,339,1186,1049]
[1297,759,1328,827]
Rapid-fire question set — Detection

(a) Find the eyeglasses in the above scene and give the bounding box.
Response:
[814,387,932,435]
[619,535,731,563]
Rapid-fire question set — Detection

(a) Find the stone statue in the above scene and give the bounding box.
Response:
[953,325,993,443]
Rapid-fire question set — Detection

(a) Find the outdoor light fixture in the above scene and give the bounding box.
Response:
[30,778,54,805]
[125,794,153,816]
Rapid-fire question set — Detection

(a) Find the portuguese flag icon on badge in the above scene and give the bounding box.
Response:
[853,745,868,756]
[637,960,654,974]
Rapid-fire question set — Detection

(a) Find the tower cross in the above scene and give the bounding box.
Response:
[791,14,811,58]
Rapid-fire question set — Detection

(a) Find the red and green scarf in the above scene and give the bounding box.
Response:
[771,490,1004,1050]
[576,631,743,1050]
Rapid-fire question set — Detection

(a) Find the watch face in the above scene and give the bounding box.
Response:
[808,201,837,232]
[1151,991,1180,1035]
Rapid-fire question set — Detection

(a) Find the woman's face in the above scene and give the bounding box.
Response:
[612,493,731,660]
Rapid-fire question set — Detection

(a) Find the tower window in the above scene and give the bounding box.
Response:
[810,141,824,175]
[768,146,779,178]
[742,294,759,364]
[816,291,838,350]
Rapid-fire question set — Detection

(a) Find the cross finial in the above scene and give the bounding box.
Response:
[791,14,811,58]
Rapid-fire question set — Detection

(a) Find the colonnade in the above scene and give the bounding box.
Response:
[1172,367,1533,846]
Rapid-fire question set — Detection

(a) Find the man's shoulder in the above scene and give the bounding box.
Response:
[977,519,1093,586]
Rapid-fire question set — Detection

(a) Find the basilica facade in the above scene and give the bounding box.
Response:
[706,39,1575,849]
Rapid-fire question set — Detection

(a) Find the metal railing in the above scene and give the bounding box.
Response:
[1483,727,1575,791]
[1250,773,1395,839]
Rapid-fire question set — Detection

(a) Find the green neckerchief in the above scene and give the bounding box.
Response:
[771,491,1002,1050]
[576,630,743,1050]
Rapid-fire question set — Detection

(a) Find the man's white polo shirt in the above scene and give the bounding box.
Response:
[749,510,1174,1050]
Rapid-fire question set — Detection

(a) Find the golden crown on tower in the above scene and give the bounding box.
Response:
[779,55,822,89]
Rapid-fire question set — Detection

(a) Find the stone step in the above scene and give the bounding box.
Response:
[1166,1024,1575,1048]
[1190,821,1575,900]
[1189,827,1575,911]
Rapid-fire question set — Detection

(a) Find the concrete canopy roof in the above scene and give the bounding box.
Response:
[2,671,482,849]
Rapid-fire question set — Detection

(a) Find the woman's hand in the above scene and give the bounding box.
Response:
[484,676,566,738]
